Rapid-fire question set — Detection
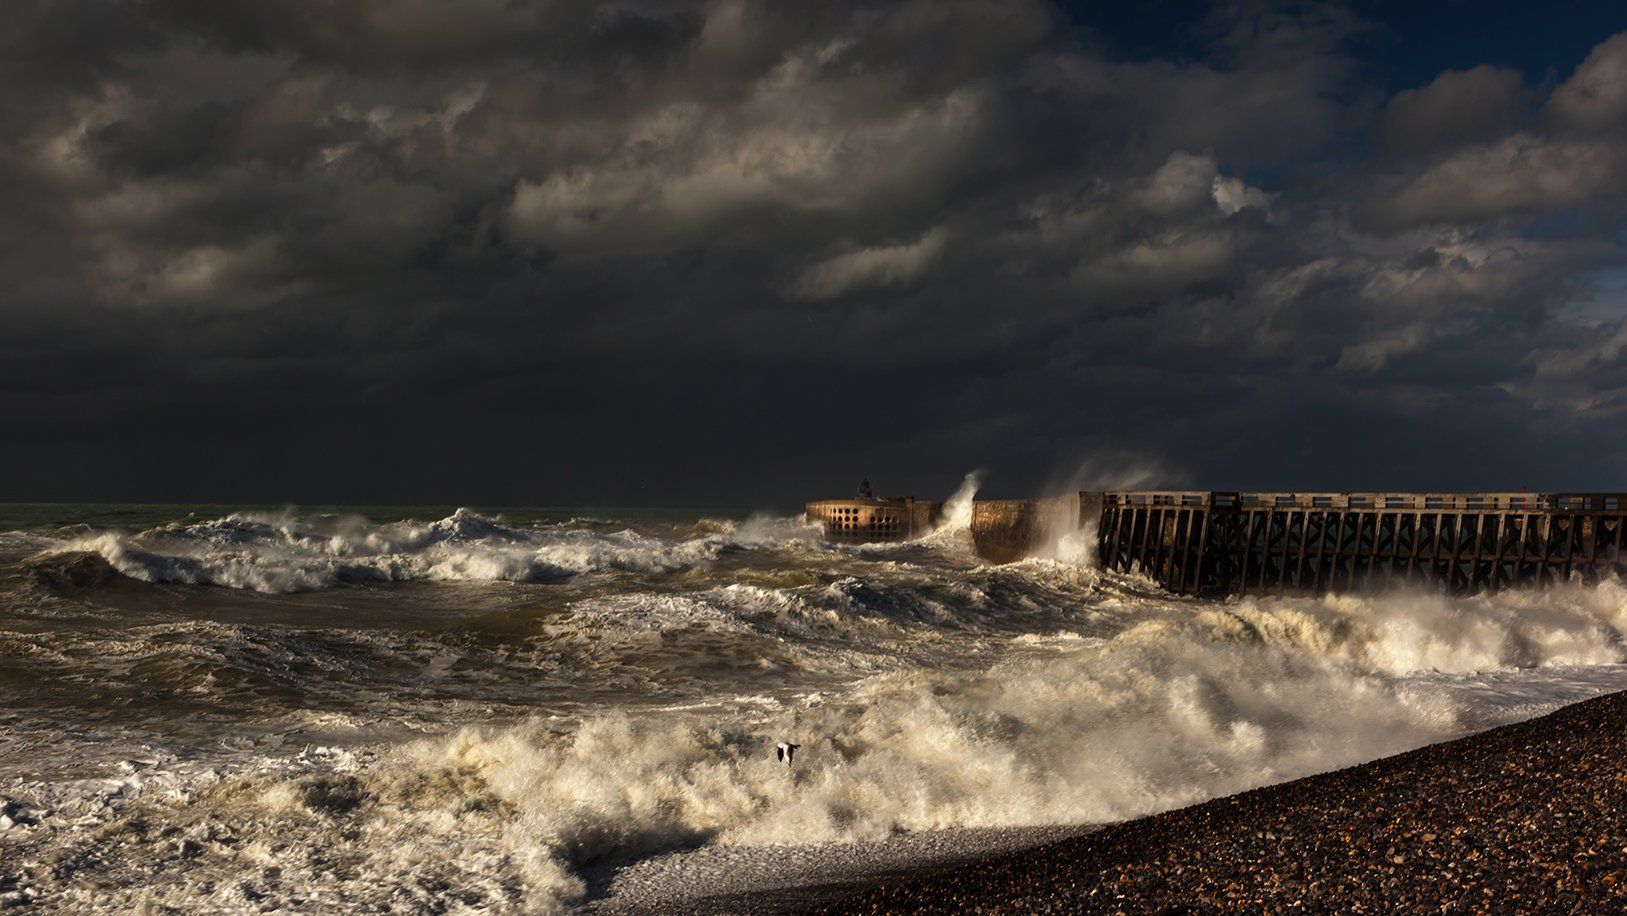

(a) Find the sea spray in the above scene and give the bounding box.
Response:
[19,581,1627,911]
[937,471,984,532]
[1212,581,1627,674]
[6,507,1627,912]
[37,510,822,593]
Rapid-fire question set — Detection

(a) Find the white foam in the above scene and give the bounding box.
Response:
[24,582,1623,912]
[11,514,1627,913]
[361,582,1627,909]
[1208,581,1627,674]
[935,472,984,534]
[38,509,820,593]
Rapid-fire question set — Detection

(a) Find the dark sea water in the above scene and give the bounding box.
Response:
[2,496,1626,912]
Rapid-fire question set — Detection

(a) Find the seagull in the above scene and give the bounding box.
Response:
[775,742,800,766]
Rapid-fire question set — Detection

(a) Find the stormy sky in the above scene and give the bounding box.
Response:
[6,1,1627,507]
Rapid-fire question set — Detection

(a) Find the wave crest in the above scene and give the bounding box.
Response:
[98,618,1469,912]
[1200,581,1627,674]
[34,510,820,593]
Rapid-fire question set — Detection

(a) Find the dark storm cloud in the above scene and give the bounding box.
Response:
[1368,32,1627,230]
[147,0,704,71]
[1373,65,1532,156]
[4,0,1627,505]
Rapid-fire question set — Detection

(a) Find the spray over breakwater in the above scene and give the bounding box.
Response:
[2,502,1627,912]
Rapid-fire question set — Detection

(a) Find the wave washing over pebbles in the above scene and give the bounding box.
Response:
[3,501,1627,912]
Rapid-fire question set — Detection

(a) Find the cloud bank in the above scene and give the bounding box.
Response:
[5,1,1627,504]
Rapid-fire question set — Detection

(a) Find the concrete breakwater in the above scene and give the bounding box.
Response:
[805,496,942,543]
[806,490,1627,597]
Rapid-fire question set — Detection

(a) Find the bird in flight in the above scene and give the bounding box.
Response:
[776,742,800,766]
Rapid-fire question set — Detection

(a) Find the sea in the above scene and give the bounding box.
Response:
[3,486,1627,912]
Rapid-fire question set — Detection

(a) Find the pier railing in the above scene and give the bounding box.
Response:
[1098,491,1627,511]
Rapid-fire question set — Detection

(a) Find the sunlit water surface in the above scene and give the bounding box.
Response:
[2,501,1625,912]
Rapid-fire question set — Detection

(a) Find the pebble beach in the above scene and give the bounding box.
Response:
[807,690,1627,913]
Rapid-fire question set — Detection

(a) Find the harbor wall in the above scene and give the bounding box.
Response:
[969,494,1083,563]
[806,497,941,542]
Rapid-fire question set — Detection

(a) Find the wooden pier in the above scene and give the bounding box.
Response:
[1097,491,1627,597]
[805,485,1627,597]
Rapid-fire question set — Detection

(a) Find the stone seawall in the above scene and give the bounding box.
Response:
[969,494,1084,563]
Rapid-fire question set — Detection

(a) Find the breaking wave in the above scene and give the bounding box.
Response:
[11,569,1627,912]
[29,509,821,593]
[7,493,1627,912]
[1207,584,1627,674]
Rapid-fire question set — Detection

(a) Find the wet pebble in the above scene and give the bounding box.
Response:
[809,691,1627,914]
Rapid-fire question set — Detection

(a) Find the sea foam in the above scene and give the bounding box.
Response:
[40,509,821,593]
[14,574,1624,913]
